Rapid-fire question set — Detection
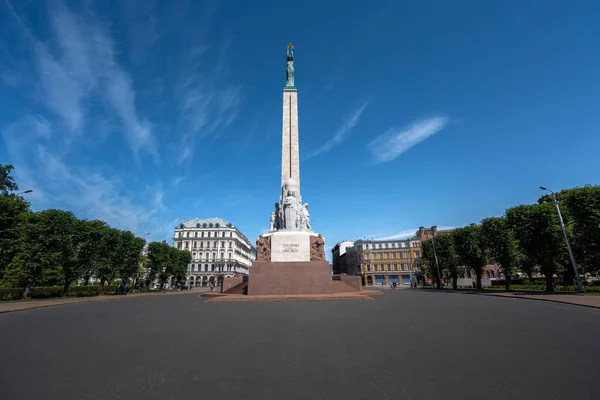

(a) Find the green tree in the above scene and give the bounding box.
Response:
[545,186,600,277]
[0,164,19,195]
[421,239,441,288]
[0,165,31,278]
[481,217,518,291]
[117,231,146,288]
[506,203,566,292]
[147,241,170,289]
[434,234,460,290]
[169,247,191,286]
[73,219,110,287]
[1,212,50,296]
[95,227,121,291]
[36,209,82,295]
[452,225,488,290]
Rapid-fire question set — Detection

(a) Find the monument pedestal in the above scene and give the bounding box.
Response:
[248,261,332,295]
[248,231,329,295]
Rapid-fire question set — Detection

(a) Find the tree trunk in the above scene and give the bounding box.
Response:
[22,282,31,298]
[99,280,105,295]
[62,281,71,297]
[545,273,554,292]
[505,274,512,291]
[452,275,458,290]
[476,272,482,290]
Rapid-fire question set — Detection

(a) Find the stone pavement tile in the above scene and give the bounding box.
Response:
[0,289,205,313]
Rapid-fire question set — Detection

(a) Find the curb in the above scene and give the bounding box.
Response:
[417,288,600,310]
[480,293,600,310]
[0,290,201,314]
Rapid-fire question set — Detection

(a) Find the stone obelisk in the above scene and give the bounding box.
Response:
[281,43,301,203]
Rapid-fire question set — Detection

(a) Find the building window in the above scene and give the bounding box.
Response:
[185,241,189,248]
[400,263,405,271]
[220,252,224,260]
[394,263,398,271]
[193,241,197,248]
[415,250,421,257]
[366,264,371,271]
[387,263,391,271]
[212,252,216,260]
[221,241,225,248]
[201,231,205,237]
[228,252,232,260]
[176,242,182,249]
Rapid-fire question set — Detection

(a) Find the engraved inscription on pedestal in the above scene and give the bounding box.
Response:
[271,233,310,262]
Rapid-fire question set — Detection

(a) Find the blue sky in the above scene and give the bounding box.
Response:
[2,0,600,256]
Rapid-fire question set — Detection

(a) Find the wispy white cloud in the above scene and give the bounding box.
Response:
[7,0,155,157]
[368,116,448,163]
[375,230,418,241]
[171,176,187,186]
[177,55,242,163]
[306,101,369,159]
[375,226,456,241]
[2,119,168,238]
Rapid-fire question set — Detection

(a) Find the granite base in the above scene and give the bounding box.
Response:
[248,261,332,295]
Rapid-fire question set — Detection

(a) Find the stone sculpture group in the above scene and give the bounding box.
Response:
[269,178,311,232]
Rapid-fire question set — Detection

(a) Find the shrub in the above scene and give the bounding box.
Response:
[67,286,100,297]
[0,288,24,301]
[101,285,119,295]
[28,286,63,299]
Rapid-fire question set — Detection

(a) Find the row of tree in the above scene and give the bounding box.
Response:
[421,185,600,292]
[0,164,191,297]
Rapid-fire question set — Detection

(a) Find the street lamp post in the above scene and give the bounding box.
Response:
[18,189,33,195]
[539,186,585,294]
[134,233,152,291]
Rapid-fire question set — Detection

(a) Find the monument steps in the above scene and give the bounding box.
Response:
[223,281,248,294]
[331,280,361,293]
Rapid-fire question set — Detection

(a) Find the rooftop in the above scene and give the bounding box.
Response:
[176,217,233,229]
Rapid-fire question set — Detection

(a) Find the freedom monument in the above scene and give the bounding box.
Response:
[249,43,332,295]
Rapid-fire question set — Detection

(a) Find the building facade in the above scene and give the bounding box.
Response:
[173,217,256,287]
[346,238,423,287]
[331,240,355,274]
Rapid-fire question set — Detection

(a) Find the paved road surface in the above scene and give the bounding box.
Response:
[1,290,599,400]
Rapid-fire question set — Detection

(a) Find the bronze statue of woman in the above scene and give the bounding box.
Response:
[286,43,294,87]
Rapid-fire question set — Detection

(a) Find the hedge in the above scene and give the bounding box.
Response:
[27,286,63,299]
[0,288,24,301]
[101,285,119,295]
[67,286,100,297]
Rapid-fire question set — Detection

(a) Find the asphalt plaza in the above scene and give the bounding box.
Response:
[1,290,599,400]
